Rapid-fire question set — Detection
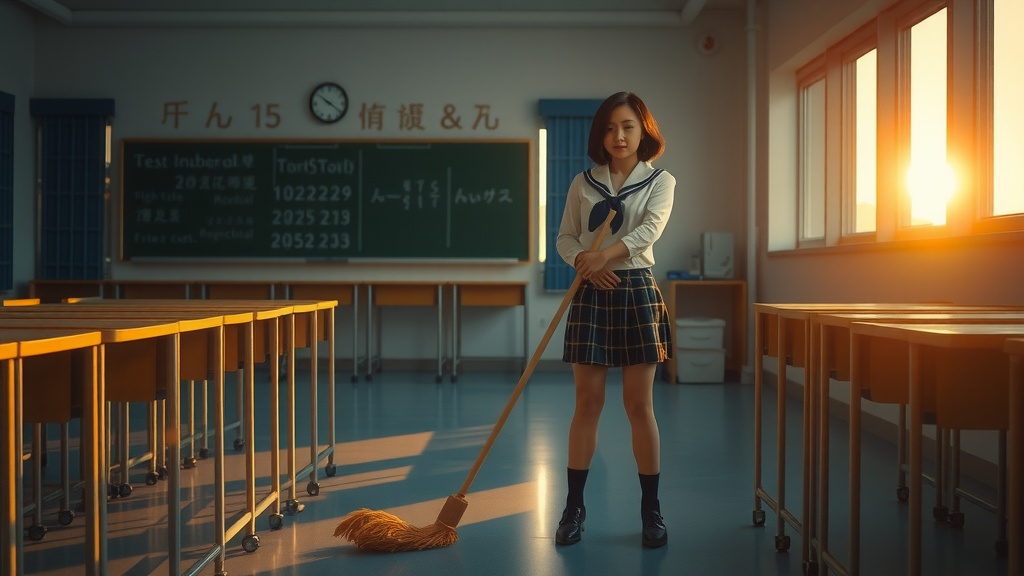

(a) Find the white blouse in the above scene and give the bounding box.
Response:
[556,161,675,271]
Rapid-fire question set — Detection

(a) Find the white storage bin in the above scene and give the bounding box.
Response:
[675,317,725,349]
[675,348,726,383]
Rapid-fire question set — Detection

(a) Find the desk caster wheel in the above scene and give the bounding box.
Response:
[932,505,948,522]
[775,534,790,552]
[307,481,320,496]
[146,472,159,486]
[58,509,75,526]
[948,511,965,529]
[241,534,260,553]
[753,509,766,526]
[158,465,169,480]
[233,438,244,452]
[183,456,197,469]
[351,374,359,383]
[284,499,304,515]
[28,524,47,541]
[119,484,133,498]
[268,513,284,530]
[199,448,209,459]
[108,484,119,499]
[325,463,337,477]
[896,486,909,502]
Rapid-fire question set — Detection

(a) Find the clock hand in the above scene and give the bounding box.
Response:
[318,95,343,113]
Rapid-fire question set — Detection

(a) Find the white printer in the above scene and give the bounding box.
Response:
[701,231,734,279]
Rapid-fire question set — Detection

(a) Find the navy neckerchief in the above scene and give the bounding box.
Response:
[584,168,664,233]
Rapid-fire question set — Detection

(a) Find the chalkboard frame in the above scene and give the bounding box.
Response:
[119,138,533,263]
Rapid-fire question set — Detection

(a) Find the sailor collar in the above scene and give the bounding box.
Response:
[584,163,664,233]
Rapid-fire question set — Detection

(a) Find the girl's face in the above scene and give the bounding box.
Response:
[603,104,643,163]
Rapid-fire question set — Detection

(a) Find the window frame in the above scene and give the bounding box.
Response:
[783,0,1024,253]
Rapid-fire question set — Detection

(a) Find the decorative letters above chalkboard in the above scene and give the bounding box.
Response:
[120,139,531,261]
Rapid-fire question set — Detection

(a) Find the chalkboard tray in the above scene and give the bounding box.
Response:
[120,139,531,262]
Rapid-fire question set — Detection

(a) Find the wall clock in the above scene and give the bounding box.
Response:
[309,82,348,124]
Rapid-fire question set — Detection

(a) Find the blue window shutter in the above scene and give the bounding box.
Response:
[539,99,601,291]
[0,92,13,291]
[31,98,113,280]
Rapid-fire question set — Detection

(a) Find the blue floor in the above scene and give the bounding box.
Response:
[20,366,1011,575]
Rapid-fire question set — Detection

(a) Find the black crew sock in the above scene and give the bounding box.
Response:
[565,467,589,510]
[639,472,660,512]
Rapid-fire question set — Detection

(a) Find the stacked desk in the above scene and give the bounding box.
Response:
[2,298,338,576]
[1,328,103,576]
[815,312,1024,576]
[752,302,1024,575]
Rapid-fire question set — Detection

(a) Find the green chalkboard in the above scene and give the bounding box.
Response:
[120,139,531,261]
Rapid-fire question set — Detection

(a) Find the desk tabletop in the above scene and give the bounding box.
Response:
[758,302,1023,318]
[0,317,181,343]
[0,328,104,356]
[849,322,1024,348]
[68,298,322,320]
[817,311,1024,327]
[0,307,239,330]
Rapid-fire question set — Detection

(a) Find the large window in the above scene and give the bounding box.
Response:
[991,0,1024,219]
[798,69,825,244]
[905,8,949,228]
[849,49,877,235]
[789,0,1023,250]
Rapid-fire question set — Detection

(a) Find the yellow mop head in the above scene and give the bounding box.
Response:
[334,494,467,552]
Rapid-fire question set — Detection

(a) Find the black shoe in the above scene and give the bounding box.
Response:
[641,509,667,548]
[555,506,585,545]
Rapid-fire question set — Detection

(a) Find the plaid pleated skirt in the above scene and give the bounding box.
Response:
[562,268,673,366]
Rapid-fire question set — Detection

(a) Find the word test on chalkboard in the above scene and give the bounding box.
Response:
[121,140,531,261]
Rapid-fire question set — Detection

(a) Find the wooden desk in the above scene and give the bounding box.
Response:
[367,282,444,382]
[285,281,361,383]
[816,311,1024,576]
[113,280,196,299]
[848,322,1024,576]
[0,315,228,575]
[28,279,109,303]
[1004,337,1024,576]
[0,329,102,576]
[69,298,340,512]
[751,302,1022,572]
[450,282,528,382]
[665,280,746,382]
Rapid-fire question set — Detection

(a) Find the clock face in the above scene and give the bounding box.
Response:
[309,82,348,124]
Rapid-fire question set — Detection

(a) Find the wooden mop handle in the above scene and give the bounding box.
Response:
[457,210,616,496]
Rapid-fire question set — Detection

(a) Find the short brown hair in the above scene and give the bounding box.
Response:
[587,92,666,165]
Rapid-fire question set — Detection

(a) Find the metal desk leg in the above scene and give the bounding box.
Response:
[366,285,374,381]
[307,310,320,494]
[436,284,443,383]
[352,288,359,383]
[165,335,182,575]
[452,285,459,382]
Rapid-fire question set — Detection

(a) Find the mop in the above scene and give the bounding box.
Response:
[334,211,616,552]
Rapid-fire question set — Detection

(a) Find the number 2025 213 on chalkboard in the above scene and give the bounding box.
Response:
[121,140,531,261]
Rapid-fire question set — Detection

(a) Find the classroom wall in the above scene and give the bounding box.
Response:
[0,1,38,291]
[760,0,1024,465]
[9,5,750,364]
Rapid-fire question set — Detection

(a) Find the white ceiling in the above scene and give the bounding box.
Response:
[20,0,747,27]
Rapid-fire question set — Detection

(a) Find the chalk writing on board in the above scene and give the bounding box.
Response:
[121,140,530,261]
